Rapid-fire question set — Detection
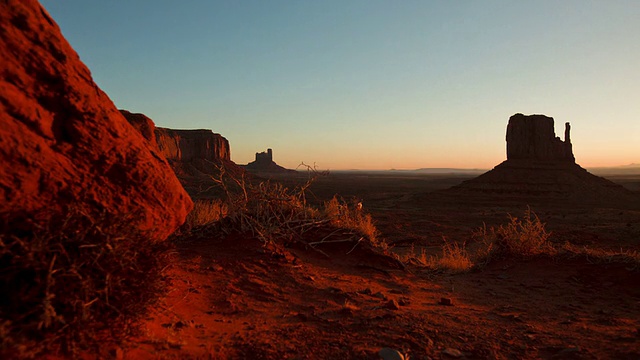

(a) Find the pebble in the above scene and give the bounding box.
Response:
[442,348,463,358]
[384,299,400,310]
[373,292,388,300]
[398,297,411,306]
[378,347,404,360]
[439,297,453,306]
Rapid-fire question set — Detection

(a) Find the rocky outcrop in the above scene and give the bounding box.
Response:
[149,126,243,197]
[506,113,574,162]
[448,114,637,205]
[0,0,192,241]
[155,128,230,162]
[120,109,158,149]
[243,148,294,173]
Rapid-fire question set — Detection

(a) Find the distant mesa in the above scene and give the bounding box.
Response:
[242,148,295,173]
[448,113,638,205]
[120,110,243,196]
[155,127,230,162]
[120,110,232,164]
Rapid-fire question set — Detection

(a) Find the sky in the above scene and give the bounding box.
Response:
[40,1,639,170]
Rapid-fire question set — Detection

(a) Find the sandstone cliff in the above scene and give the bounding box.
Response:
[155,127,231,162]
[0,0,192,241]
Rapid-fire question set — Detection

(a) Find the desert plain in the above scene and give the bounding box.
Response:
[122,170,640,360]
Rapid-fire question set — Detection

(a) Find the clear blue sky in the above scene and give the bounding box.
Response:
[40,0,639,170]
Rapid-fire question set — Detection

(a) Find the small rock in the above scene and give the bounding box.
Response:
[359,288,373,295]
[442,348,463,358]
[373,292,388,300]
[425,337,435,348]
[398,297,411,306]
[378,347,404,360]
[385,299,400,310]
[439,297,453,306]
[552,347,581,358]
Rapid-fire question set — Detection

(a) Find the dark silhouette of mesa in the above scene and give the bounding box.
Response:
[448,113,636,205]
[242,148,294,173]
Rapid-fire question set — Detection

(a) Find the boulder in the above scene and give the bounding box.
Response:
[0,0,192,241]
[120,109,158,149]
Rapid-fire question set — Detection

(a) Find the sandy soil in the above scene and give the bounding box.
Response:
[119,173,640,359]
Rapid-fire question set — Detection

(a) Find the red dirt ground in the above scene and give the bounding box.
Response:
[114,173,640,360]
[118,234,639,360]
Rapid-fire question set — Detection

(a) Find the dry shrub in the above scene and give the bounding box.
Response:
[323,196,381,248]
[0,209,169,358]
[208,164,384,252]
[185,199,227,228]
[474,207,554,263]
[436,241,473,273]
[399,242,472,273]
[415,241,472,273]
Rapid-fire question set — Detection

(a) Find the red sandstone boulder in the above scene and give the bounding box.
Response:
[0,0,192,241]
[120,109,159,149]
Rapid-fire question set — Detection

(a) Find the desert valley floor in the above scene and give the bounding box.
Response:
[116,172,640,360]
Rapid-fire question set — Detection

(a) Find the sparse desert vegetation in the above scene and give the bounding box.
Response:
[184,199,228,229]
[0,210,169,358]
[3,170,639,359]
[2,2,640,359]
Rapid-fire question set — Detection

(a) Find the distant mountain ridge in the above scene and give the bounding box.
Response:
[587,164,640,176]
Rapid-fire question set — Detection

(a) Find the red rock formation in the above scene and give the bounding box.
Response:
[120,109,158,149]
[448,114,636,205]
[243,148,294,173]
[155,128,230,162]
[0,0,192,241]
[506,113,574,162]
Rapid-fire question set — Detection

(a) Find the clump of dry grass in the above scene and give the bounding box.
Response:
[433,241,473,273]
[323,196,382,248]
[399,207,638,274]
[558,243,640,270]
[185,199,227,229]
[0,209,169,358]
[402,241,472,273]
[474,207,554,263]
[207,164,385,253]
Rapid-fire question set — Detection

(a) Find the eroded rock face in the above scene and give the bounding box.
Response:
[120,109,158,149]
[155,128,230,162]
[0,0,192,241]
[506,114,574,162]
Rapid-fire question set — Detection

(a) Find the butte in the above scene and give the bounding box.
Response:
[446,113,638,207]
